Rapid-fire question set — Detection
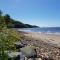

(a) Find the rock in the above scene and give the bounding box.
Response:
[5,51,20,60]
[42,57,54,60]
[20,45,37,58]
[15,42,25,49]
[37,58,42,60]
[19,52,26,60]
[7,52,20,58]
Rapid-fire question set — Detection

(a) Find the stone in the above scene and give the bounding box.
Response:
[37,58,42,60]
[20,45,37,58]
[15,42,25,49]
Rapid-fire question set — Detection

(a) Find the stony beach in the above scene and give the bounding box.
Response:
[19,32,60,60]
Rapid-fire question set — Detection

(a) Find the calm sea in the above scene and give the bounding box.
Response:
[18,27,60,35]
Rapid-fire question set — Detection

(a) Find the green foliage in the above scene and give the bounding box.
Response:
[0,10,22,59]
[0,10,38,60]
[0,27,21,49]
[0,10,38,28]
[0,10,2,16]
[4,14,11,25]
[0,27,22,60]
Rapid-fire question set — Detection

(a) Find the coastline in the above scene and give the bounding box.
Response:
[23,32,60,48]
[18,31,60,60]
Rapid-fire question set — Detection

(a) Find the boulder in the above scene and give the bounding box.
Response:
[20,45,37,58]
[5,51,20,60]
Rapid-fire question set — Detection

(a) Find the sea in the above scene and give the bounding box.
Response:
[17,27,60,35]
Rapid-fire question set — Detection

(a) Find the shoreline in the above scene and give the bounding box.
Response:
[22,32,60,48]
[18,31,60,60]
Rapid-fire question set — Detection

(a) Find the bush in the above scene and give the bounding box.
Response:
[0,27,22,60]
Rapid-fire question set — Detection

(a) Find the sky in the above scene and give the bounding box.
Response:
[0,0,60,27]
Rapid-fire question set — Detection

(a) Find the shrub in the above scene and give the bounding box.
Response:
[0,27,21,60]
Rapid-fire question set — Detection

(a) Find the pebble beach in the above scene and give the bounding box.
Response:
[20,32,60,60]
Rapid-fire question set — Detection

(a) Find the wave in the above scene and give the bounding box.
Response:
[17,27,60,35]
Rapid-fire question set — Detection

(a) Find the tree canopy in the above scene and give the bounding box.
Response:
[0,10,38,28]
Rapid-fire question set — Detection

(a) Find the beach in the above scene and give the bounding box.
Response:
[24,32,60,48]
[18,32,60,60]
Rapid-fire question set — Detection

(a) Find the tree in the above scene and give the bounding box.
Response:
[4,14,11,25]
[0,10,5,29]
[0,10,2,16]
